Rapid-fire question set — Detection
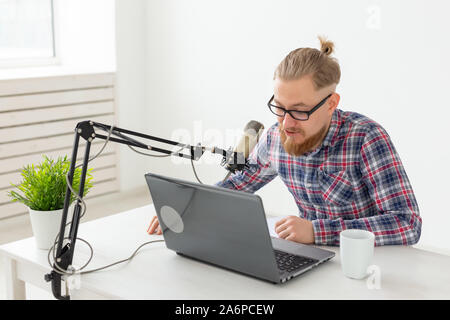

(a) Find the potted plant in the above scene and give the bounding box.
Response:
[8,155,93,250]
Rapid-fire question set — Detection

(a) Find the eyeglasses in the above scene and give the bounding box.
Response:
[267,93,332,121]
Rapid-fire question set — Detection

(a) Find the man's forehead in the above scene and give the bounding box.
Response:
[273,78,336,107]
[273,97,308,108]
[273,77,318,107]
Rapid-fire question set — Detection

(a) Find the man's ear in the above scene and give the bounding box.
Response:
[328,92,340,113]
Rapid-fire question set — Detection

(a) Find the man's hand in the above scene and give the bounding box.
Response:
[274,216,315,244]
[147,215,162,235]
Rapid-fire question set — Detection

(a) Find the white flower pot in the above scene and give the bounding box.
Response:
[28,205,73,250]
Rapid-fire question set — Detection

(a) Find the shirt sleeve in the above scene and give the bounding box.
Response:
[214,124,278,193]
[312,126,422,246]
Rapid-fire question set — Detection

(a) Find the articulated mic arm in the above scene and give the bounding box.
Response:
[44,120,246,300]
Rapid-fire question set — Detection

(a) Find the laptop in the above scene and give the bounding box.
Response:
[144,172,335,284]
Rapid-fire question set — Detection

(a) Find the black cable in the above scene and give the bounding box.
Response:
[190,158,203,184]
[48,123,206,277]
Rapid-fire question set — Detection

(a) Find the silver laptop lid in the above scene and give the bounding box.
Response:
[144,172,281,283]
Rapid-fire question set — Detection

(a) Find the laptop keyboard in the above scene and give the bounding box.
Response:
[274,250,318,273]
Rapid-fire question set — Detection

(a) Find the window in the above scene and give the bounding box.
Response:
[0,0,57,68]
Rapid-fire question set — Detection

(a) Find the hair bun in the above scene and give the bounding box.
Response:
[318,35,334,56]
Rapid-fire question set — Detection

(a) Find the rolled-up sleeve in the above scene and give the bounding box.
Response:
[215,124,278,193]
[312,126,422,246]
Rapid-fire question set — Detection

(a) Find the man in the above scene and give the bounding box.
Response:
[149,36,422,247]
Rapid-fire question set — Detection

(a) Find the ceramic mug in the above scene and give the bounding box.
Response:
[340,229,375,279]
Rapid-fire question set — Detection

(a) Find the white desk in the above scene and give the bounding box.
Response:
[1,204,449,300]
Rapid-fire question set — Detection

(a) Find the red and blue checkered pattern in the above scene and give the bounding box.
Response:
[216,109,422,246]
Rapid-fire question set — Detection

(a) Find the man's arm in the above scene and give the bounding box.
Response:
[312,126,422,246]
[215,124,278,193]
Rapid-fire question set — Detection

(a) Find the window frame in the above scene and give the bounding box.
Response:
[0,0,60,69]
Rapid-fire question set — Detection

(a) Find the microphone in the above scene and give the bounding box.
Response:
[222,120,265,182]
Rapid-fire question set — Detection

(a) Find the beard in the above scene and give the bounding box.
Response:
[279,122,329,156]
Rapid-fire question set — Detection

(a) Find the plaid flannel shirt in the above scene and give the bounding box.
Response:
[215,109,422,246]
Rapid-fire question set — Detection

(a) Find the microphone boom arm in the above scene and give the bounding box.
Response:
[44,120,244,300]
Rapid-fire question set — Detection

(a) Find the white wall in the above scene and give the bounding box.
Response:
[116,0,450,253]
[115,0,149,192]
[56,0,116,72]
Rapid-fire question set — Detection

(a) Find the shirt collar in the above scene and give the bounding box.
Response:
[321,108,341,148]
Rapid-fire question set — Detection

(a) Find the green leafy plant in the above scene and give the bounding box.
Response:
[8,155,93,211]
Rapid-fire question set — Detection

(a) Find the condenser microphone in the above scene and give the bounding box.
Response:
[222,120,265,182]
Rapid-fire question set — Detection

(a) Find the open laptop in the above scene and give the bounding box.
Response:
[144,172,335,284]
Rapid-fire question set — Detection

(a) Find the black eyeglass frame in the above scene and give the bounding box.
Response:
[267,93,333,121]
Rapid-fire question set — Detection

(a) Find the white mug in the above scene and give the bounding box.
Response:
[340,229,375,279]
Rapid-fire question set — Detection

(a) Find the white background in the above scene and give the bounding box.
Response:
[115,0,450,253]
[3,0,448,253]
